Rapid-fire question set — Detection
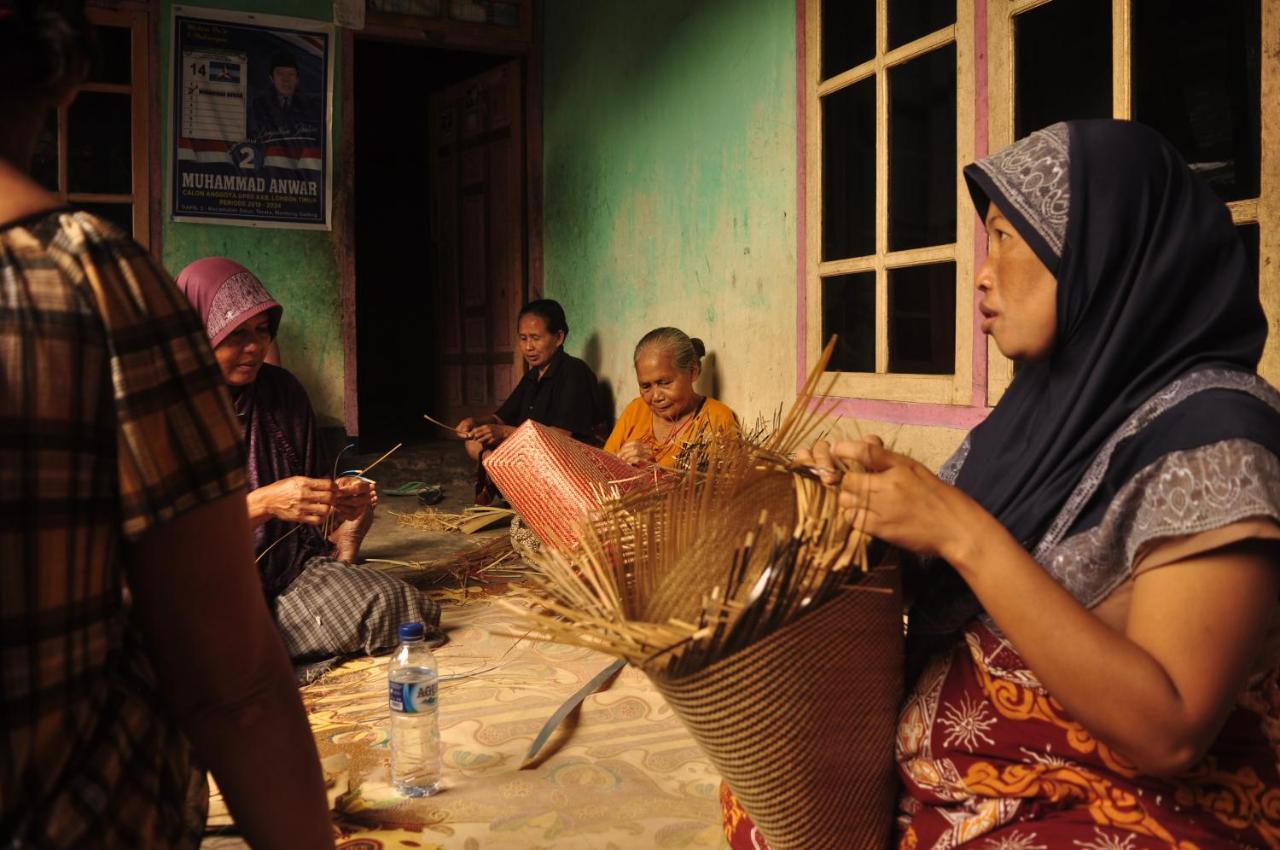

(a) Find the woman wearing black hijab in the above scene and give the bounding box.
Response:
[730,121,1280,849]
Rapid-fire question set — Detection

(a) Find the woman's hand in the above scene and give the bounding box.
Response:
[248,476,338,526]
[456,417,477,438]
[617,439,656,467]
[330,481,376,562]
[468,423,511,448]
[801,437,995,563]
[333,476,376,522]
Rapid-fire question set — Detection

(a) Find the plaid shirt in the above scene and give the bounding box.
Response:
[0,210,245,848]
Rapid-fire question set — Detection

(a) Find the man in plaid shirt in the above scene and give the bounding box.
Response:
[0,3,333,847]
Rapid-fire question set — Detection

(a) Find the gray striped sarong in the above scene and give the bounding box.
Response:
[275,556,442,671]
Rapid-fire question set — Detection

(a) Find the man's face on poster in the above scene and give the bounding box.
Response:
[271,66,298,98]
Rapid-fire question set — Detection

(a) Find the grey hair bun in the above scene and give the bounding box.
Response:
[634,327,705,373]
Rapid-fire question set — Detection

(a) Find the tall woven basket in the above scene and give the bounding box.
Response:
[650,567,903,850]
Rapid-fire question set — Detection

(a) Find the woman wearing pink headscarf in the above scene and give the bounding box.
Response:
[177,257,441,676]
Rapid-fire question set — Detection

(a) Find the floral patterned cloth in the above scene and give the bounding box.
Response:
[895,619,1280,850]
[722,612,1280,850]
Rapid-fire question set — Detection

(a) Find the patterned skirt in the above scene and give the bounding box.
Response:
[275,556,443,678]
[722,619,1280,850]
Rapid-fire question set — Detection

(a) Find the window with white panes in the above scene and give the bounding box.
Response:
[30,7,152,248]
[987,0,1277,401]
[805,0,976,404]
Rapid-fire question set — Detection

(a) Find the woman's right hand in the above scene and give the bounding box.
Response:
[249,476,338,525]
[456,417,477,439]
[617,439,655,467]
[799,438,992,564]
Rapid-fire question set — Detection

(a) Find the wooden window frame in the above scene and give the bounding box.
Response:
[364,0,533,51]
[803,0,977,406]
[46,6,152,250]
[986,0,1280,401]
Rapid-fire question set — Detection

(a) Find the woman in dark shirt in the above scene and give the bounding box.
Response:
[457,299,603,448]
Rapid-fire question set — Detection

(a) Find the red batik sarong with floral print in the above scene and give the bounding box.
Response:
[721,613,1280,850]
[894,618,1280,850]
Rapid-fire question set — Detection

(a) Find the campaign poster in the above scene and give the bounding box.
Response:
[171,7,332,228]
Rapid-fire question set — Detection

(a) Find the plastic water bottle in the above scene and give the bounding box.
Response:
[388,622,442,796]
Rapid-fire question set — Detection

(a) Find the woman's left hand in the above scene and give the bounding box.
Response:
[468,424,511,447]
[799,437,992,563]
[333,476,376,522]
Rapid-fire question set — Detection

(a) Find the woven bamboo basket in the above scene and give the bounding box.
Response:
[484,420,661,548]
[651,567,902,850]
[505,339,903,849]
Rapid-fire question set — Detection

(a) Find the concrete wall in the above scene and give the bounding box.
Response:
[157,0,346,426]
[542,0,799,428]
[540,0,968,470]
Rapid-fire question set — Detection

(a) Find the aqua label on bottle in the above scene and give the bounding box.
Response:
[389,680,438,713]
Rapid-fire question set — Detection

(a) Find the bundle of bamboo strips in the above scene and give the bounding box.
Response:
[498,339,904,850]
[393,505,514,534]
[366,535,524,593]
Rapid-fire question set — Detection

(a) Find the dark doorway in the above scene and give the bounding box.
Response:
[352,40,508,448]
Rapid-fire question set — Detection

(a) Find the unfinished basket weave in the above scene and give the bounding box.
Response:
[503,339,903,849]
[652,567,903,850]
[483,420,659,548]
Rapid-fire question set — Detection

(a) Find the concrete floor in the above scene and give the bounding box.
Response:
[346,438,511,563]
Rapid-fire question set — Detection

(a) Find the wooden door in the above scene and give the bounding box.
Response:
[429,61,525,425]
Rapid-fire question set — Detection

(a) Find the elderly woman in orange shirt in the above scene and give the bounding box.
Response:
[604,327,737,468]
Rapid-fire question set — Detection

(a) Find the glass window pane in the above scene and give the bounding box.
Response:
[1235,222,1259,281]
[889,43,956,250]
[1132,0,1260,203]
[1014,0,1111,139]
[78,202,133,236]
[888,0,954,50]
[89,24,131,84]
[822,272,876,373]
[821,0,875,79]
[67,92,131,195]
[888,263,955,374]
[31,110,58,193]
[822,78,876,260]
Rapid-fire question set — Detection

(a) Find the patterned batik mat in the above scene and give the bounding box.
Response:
[208,592,726,850]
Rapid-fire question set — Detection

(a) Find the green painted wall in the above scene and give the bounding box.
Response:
[157,0,346,427]
[543,0,798,425]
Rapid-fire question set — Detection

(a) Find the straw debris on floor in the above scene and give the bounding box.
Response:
[394,505,515,534]
[366,535,525,598]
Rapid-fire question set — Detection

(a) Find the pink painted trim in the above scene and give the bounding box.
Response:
[970,0,989,408]
[813,396,990,429]
[795,0,808,395]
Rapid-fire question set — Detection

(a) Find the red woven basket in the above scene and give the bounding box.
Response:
[483,421,659,548]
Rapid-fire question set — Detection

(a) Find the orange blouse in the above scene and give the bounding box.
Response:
[603,396,738,468]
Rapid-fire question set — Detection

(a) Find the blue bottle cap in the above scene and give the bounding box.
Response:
[399,622,425,641]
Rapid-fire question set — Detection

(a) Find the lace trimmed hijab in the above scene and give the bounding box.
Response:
[174,256,282,347]
[912,119,1280,641]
